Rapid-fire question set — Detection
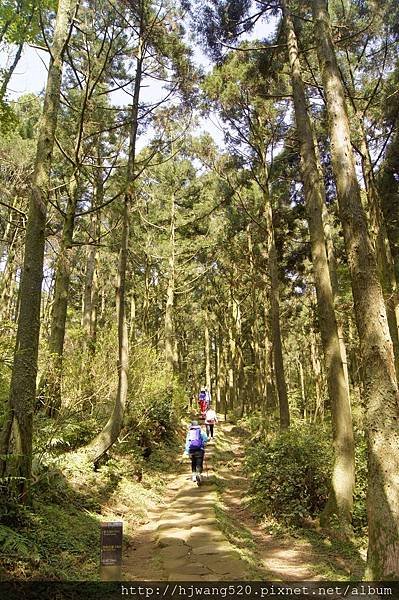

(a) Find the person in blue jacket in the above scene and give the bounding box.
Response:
[183,420,208,484]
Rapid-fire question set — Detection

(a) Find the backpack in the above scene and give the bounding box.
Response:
[188,426,203,452]
[199,391,206,401]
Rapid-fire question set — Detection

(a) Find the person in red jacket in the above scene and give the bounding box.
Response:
[198,388,207,418]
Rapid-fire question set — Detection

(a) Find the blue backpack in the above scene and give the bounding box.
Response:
[188,426,202,452]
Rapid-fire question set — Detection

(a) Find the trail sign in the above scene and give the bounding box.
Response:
[100,521,123,567]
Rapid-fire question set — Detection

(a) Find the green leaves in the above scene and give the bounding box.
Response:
[0,0,55,46]
[245,424,334,525]
[0,524,38,560]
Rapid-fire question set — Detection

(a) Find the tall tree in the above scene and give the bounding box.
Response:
[282,0,354,529]
[0,0,79,502]
[311,0,399,577]
[203,54,290,427]
[38,2,127,415]
[85,1,144,462]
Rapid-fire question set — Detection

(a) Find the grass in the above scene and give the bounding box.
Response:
[0,501,100,580]
[296,527,366,579]
[0,434,182,580]
[211,428,266,580]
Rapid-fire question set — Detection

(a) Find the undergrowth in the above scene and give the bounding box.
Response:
[243,418,367,534]
[0,431,183,580]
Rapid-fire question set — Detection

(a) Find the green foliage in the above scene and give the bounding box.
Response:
[245,425,334,525]
[0,99,17,134]
[0,500,99,579]
[13,93,42,139]
[33,414,99,454]
[0,321,15,426]
[1,432,178,579]
[126,346,187,452]
[352,434,367,533]
[0,524,36,560]
[0,0,56,45]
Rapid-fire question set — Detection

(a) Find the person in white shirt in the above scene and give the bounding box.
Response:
[204,386,211,408]
[204,405,218,438]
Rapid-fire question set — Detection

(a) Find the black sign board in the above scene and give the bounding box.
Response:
[100,521,123,566]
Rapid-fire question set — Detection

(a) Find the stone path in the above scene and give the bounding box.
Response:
[123,422,364,581]
[123,436,253,581]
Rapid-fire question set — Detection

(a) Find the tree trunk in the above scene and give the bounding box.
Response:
[283,0,354,527]
[82,211,99,351]
[39,176,79,415]
[262,186,290,428]
[0,223,19,322]
[85,32,144,463]
[215,330,221,412]
[83,164,102,352]
[86,198,129,462]
[323,209,350,391]
[297,357,306,420]
[165,192,177,374]
[310,326,324,422]
[204,318,211,392]
[0,0,78,502]
[312,0,399,577]
[227,313,236,414]
[357,116,399,376]
[0,42,24,101]
[129,291,136,344]
[377,123,399,281]
[248,224,264,404]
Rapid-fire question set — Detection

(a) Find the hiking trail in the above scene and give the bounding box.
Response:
[122,422,363,581]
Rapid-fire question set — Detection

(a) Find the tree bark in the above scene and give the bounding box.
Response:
[312,0,399,577]
[356,117,399,375]
[247,224,264,405]
[83,156,102,351]
[377,123,399,281]
[204,317,211,392]
[323,208,350,392]
[262,186,290,428]
[215,329,221,412]
[0,0,78,502]
[227,309,236,413]
[39,175,79,415]
[283,0,354,527]
[82,212,99,350]
[86,198,129,462]
[0,222,19,322]
[165,192,177,374]
[0,42,24,101]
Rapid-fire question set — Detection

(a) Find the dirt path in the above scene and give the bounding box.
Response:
[123,422,363,581]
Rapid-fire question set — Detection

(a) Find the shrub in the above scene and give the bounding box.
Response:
[245,424,333,525]
[123,346,186,455]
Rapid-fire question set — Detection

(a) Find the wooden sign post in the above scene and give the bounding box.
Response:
[100,521,123,580]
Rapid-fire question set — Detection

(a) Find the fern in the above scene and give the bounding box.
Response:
[0,524,36,559]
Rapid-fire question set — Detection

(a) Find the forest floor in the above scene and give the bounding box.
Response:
[0,420,366,581]
[122,422,366,581]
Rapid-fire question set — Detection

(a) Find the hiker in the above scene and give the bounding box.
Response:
[204,386,211,409]
[205,404,217,439]
[184,420,208,483]
[198,388,207,418]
